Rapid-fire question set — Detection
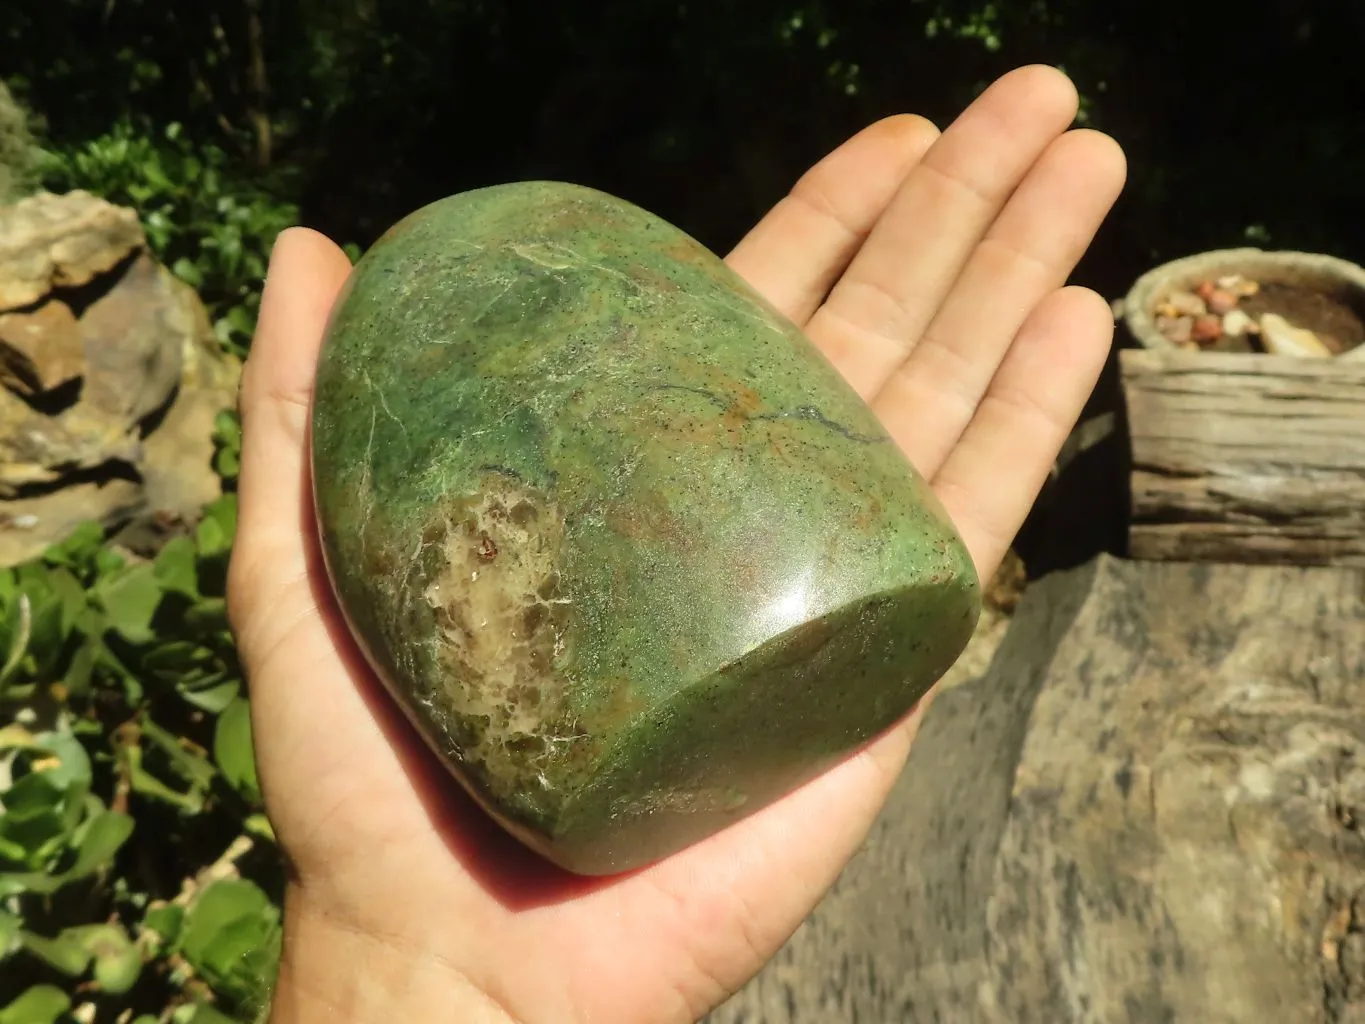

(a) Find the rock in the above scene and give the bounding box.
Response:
[1207,287,1240,314]
[1222,308,1257,337]
[311,181,981,876]
[1261,312,1333,358]
[1156,314,1194,344]
[0,478,143,567]
[1156,289,1207,318]
[0,191,144,312]
[0,386,139,491]
[0,190,240,565]
[77,253,186,425]
[710,555,1365,1024]
[139,279,240,520]
[1192,313,1224,343]
[0,251,190,490]
[1219,273,1261,297]
[0,299,85,395]
[1122,250,1365,355]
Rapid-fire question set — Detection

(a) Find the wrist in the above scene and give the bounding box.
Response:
[267,884,518,1024]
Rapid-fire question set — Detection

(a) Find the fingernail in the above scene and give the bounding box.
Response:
[266,226,313,280]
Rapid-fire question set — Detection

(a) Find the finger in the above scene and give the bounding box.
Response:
[726,114,940,326]
[229,228,352,642]
[930,285,1113,579]
[873,129,1126,476]
[805,65,1080,398]
[239,228,354,430]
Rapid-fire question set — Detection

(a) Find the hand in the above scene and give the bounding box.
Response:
[228,64,1125,1023]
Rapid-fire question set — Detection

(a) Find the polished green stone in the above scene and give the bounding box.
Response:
[311,181,981,875]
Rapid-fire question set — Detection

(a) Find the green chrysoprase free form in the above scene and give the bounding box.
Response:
[311,181,981,875]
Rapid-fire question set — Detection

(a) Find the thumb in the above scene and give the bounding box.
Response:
[228,228,353,659]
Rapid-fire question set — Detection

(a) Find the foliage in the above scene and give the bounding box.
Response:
[0,499,282,1022]
[5,0,1359,294]
[0,82,39,204]
[39,123,299,358]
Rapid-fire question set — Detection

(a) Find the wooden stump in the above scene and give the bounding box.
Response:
[708,555,1365,1023]
[1122,348,1365,567]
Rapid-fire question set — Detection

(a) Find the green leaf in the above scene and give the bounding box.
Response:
[0,908,21,954]
[44,568,87,637]
[0,805,135,898]
[0,985,70,1024]
[0,769,71,871]
[0,837,27,863]
[97,563,164,643]
[172,256,204,287]
[0,814,66,870]
[64,809,133,879]
[141,716,217,790]
[213,410,242,446]
[155,536,201,599]
[18,922,141,994]
[94,546,125,578]
[96,644,144,705]
[141,902,184,950]
[62,637,97,698]
[215,697,261,803]
[177,877,285,1007]
[41,521,105,574]
[179,878,277,967]
[143,640,211,675]
[78,922,141,994]
[183,597,229,635]
[179,677,240,714]
[172,1004,238,1024]
[23,589,66,675]
[0,592,31,693]
[213,445,241,478]
[224,304,255,339]
[20,927,93,976]
[120,735,208,814]
[0,770,63,815]
[125,758,205,814]
[196,495,238,558]
[27,730,93,792]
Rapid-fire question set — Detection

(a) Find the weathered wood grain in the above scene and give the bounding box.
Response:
[708,556,1365,1024]
[1121,348,1365,566]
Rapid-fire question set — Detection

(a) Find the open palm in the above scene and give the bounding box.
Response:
[227,66,1125,1023]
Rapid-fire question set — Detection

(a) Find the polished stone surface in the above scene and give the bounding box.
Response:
[311,181,980,875]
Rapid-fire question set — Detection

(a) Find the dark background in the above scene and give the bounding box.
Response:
[6,0,1363,568]
[9,2,1365,286]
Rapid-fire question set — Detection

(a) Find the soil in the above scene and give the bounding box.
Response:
[1239,283,1365,354]
[1153,278,1365,356]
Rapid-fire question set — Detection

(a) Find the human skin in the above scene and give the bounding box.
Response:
[227,64,1126,1024]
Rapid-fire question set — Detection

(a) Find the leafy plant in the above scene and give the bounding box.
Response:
[0,497,282,1022]
[211,411,242,488]
[38,120,299,358]
[0,81,39,203]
